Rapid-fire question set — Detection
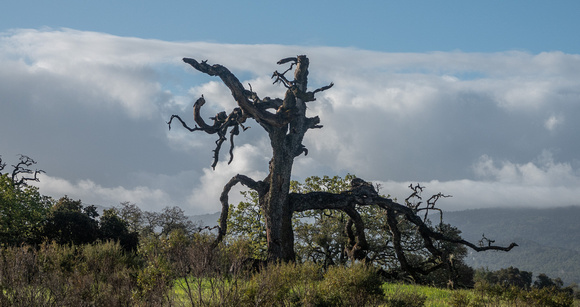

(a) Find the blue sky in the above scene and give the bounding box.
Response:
[1,1,580,215]
[3,1,579,53]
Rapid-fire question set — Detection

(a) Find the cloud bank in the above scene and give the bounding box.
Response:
[2,28,580,214]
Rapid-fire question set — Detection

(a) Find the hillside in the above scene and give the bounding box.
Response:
[443,206,580,285]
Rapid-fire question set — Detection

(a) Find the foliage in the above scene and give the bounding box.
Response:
[0,173,51,246]
[43,196,101,245]
[227,190,267,260]
[0,241,140,306]
[318,263,384,306]
[115,202,197,238]
[384,290,427,307]
[117,201,145,233]
[292,174,357,266]
[475,266,533,289]
[473,280,575,307]
[535,273,565,289]
[2,235,576,306]
[100,207,139,251]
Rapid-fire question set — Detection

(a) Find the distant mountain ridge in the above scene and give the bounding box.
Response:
[443,206,580,285]
[191,206,580,285]
[191,211,221,227]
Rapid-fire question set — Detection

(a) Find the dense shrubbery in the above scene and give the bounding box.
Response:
[471,280,575,307]
[2,236,577,306]
[0,241,138,306]
[471,267,577,307]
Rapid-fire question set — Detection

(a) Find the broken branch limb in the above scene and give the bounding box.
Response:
[167,115,201,132]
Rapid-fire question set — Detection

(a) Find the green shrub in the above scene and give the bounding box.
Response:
[383,289,426,307]
[0,242,143,306]
[524,287,574,307]
[317,263,384,306]
[449,291,470,307]
[238,261,322,306]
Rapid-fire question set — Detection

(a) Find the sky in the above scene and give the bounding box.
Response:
[1,1,580,215]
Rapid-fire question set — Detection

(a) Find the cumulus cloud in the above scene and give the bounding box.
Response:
[376,151,580,211]
[473,151,580,187]
[35,174,171,212]
[3,28,580,214]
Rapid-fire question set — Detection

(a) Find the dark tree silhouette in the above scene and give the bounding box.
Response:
[43,196,101,245]
[168,55,516,277]
[0,154,45,187]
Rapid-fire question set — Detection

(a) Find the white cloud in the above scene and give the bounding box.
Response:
[186,143,269,214]
[34,174,170,212]
[473,152,580,187]
[3,28,580,215]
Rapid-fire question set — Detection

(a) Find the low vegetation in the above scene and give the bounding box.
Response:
[2,235,578,306]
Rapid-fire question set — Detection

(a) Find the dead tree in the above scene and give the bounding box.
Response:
[0,154,45,187]
[168,55,516,275]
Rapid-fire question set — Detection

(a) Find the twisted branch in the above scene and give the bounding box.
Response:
[8,155,45,187]
[167,96,248,169]
[215,174,267,245]
[290,178,517,277]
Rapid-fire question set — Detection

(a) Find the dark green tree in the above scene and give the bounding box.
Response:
[100,208,139,251]
[43,196,100,245]
[0,155,51,245]
[476,266,533,289]
[534,273,564,290]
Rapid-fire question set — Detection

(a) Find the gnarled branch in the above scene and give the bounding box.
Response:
[215,174,268,245]
[183,58,284,128]
[290,177,517,278]
[167,96,248,169]
[8,155,45,187]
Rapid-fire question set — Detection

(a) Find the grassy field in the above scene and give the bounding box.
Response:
[171,275,580,306]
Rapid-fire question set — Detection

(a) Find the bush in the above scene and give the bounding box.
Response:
[524,287,574,307]
[473,280,574,307]
[317,263,384,306]
[232,262,384,306]
[449,291,471,307]
[384,290,427,307]
[238,261,322,306]
[0,242,141,306]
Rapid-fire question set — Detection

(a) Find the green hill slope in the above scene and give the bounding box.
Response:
[443,206,580,285]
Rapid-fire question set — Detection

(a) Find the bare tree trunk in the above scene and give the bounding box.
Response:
[262,128,295,261]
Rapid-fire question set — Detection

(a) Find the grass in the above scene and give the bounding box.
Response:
[172,277,580,307]
[383,283,452,306]
[384,282,580,307]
